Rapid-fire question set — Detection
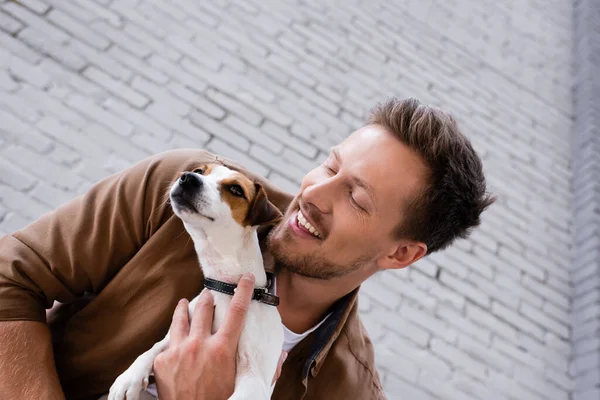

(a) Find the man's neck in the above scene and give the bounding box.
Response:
[275,268,364,334]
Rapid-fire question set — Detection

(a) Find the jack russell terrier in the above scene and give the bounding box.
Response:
[108,163,284,400]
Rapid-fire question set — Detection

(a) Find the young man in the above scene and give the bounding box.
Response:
[0,98,494,400]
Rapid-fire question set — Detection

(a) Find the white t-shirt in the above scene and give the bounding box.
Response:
[272,276,331,353]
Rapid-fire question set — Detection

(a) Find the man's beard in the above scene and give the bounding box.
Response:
[266,222,373,280]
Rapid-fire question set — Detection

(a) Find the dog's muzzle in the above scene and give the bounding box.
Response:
[178,172,203,191]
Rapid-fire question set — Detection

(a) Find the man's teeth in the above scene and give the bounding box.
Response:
[298,210,321,238]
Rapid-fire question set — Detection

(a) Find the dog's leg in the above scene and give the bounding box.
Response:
[108,334,170,400]
[228,373,270,400]
[108,294,204,400]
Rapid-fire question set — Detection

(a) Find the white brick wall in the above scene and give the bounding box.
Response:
[0,0,575,399]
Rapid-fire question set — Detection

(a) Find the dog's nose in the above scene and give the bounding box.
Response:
[179,172,202,190]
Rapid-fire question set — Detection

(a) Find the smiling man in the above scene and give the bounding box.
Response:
[0,98,494,400]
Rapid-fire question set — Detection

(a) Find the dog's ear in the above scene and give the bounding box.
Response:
[247,183,283,227]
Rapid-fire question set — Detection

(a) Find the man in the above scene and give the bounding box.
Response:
[0,98,494,399]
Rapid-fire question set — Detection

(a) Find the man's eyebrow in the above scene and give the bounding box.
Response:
[330,147,340,161]
[330,147,376,203]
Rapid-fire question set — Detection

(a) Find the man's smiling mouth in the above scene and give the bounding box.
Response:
[297,210,322,238]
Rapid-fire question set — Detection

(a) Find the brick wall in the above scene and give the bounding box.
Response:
[0,1,574,399]
[572,0,599,399]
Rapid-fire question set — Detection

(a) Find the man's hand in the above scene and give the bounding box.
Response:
[154,274,286,400]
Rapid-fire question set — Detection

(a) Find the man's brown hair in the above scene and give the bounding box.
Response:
[368,97,495,254]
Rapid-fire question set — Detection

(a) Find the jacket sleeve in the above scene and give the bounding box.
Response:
[0,149,219,322]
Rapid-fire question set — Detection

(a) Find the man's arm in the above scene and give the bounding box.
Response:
[0,149,221,397]
[0,321,64,399]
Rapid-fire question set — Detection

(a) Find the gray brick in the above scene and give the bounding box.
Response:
[168,83,226,120]
[0,211,31,234]
[360,279,401,310]
[121,23,181,62]
[466,303,518,342]
[37,116,106,159]
[0,32,42,64]
[522,274,570,311]
[374,345,419,383]
[262,121,318,159]
[225,116,284,154]
[2,2,69,42]
[41,0,95,22]
[205,88,263,126]
[189,110,249,151]
[165,37,221,71]
[70,0,120,26]
[249,145,308,182]
[0,108,53,153]
[367,307,431,347]
[0,159,37,191]
[0,88,40,123]
[90,21,152,58]
[107,46,169,85]
[84,123,150,164]
[47,9,111,50]
[3,144,83,190]
[207,138,269,178]
[83,67,150,108]
[0,70,18,91]
[49,142,81,166]
[131,75,190,116]
[66,94,134,136]
[144,103,210,145]
[492,335,545,370]
[30,181,76,208]
[492,301,546,341]
[440,270,490,308]
[0,10,24,34]
[436,304,491,345]
[457,334,515,373]
[130,132,168,155]
[520,302,569,339]
[236,93,294,127]
[102,98,171,141]
[14,0,49,14]
[6,53,51,89]
[0,182,51,220]
[18,28,88,71]
[266,172,300,194]
[466,270,519,310]
[19,84,89,129]
[430,338,487,381]
[400,303,458,343]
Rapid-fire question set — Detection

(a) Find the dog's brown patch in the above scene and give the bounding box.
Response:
[193,163,215,175]
[219,173,257,227]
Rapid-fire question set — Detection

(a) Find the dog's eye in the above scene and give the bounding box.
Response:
[193,168,205,175]
[229,185,244,198]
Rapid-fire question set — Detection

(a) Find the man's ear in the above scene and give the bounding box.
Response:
[378,241,427,270]
[247,183,283,227]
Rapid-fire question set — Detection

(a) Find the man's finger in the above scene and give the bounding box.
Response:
[190,289,215,338]
[219,274,254,345]
[169,298,190,346]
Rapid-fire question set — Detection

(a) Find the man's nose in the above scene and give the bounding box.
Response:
[302,179,334,215]
[178,172,203,191]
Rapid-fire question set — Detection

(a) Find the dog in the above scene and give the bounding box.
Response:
[108,163,284,400]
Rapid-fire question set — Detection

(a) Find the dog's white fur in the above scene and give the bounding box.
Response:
[108,165,283,400]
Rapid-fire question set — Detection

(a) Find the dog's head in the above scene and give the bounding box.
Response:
[169,163,282,236]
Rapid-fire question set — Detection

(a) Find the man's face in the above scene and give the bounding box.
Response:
[268,124,429,279]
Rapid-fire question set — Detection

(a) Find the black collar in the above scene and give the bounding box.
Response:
[203,275,280,307]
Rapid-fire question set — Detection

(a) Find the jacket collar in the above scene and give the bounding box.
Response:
[260,236,360,380]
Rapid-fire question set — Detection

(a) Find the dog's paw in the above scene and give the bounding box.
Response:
[108,366,150,400]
